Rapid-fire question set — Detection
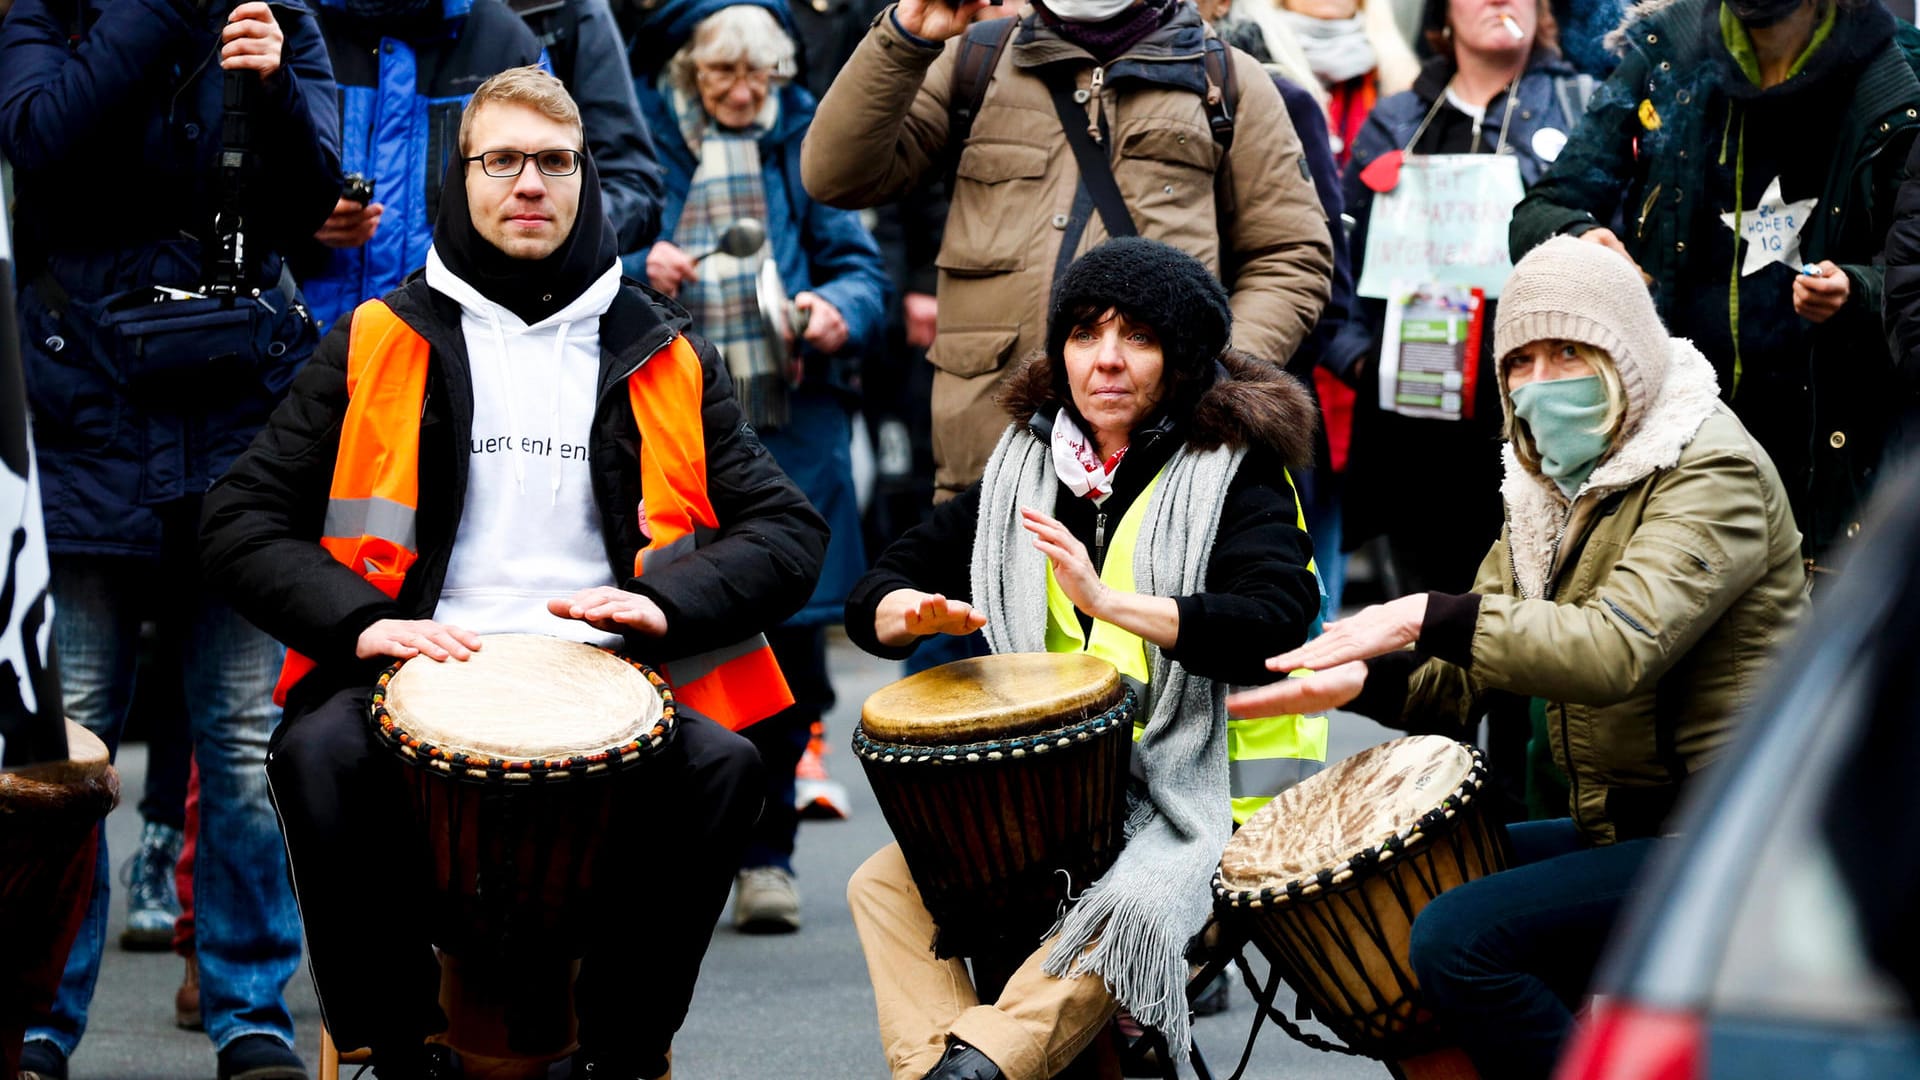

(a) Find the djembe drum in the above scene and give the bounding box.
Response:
[1,721,119,1074]
[853,652,1135,960]
[1213,735,1508,1072]
[369,634,675,1067]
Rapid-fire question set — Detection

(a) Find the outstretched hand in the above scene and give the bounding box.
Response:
[356,619,482,663]
[547,587,669,637]
[1021,507,1108,619]
[875,589,987,647]
[1261,593,1428,675]
[1226,661,1368,718]
[894,0,996,41]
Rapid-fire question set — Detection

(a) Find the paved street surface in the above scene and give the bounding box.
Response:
[68,633,1399,1079]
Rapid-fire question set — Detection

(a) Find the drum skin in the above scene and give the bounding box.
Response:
[0,721,119,1073]
[855,653,1133,957]
[1215,736,1509,1060]
[371,635,674,960]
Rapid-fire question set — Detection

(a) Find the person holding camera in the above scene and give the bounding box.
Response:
[0,0,341,1077]
[799,0,1333,505]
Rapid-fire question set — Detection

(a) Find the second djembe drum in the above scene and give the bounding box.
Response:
[1214,735,1509,1062]
[854,652,1135,957]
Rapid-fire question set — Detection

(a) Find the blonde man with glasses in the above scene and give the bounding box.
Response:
[203,66,828,1080]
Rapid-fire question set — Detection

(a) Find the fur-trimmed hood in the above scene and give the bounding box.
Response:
[994,348,1318,469]
[1500,337,1721,598]
[1605,0,1685,54]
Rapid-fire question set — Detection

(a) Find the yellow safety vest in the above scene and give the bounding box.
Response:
[1042,469,1328,825]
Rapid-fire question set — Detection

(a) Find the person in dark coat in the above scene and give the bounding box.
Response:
[627,0,888,933]
[1,1,339,1076]
[297,0,546,332]
[507,0,668,249]
[1884,130,1920,435]
[1511,0,1920,568]
[200,69,826,1080]
[1331,0,1586,598]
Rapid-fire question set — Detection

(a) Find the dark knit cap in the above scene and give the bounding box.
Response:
[1045,238,1233,383]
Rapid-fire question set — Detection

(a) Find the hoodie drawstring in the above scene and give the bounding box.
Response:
[484,309,529,496]
[548,322,572,506]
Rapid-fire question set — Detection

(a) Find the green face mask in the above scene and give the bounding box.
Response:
[1510,375,1611,497]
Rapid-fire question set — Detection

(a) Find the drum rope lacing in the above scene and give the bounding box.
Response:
[850,690,1136,764]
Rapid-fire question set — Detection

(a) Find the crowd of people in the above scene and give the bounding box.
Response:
[3,0,1919,1078]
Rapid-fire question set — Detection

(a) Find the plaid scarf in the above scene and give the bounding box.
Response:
[672,86,784,428]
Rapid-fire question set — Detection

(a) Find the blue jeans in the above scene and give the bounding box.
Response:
[30,554,302,1055]
[1408,819,1658,1080]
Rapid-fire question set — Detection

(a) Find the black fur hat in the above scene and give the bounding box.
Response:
[1045,237,1233,387]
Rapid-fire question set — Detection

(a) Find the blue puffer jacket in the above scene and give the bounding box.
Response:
[0,0,342,557]
[298,0,543,331]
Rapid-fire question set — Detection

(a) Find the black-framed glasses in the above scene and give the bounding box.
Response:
[464,149,582,178]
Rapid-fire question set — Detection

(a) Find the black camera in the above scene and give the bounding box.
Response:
[343,173,376,206]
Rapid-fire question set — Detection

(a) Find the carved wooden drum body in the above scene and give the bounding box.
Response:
[854,653,1135,956]
[370,634,675,957]
[1214,735,1509,1059]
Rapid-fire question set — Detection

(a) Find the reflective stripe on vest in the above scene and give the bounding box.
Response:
[273,303,792,730]
[1040,465,1329,826]
[625,336,792,730]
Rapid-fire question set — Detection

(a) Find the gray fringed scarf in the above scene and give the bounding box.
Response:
[970,423,1243,1061]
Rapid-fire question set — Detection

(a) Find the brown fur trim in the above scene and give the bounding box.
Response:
[995,349,1319,468]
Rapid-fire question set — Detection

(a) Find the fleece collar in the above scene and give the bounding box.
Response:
[1500,338,1721,598]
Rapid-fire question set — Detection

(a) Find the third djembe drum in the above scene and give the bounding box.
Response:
[1214,735,1509,1073]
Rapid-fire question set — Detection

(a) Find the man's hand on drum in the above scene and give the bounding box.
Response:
[547,587,669,637]
[1226,660,1369,717]
[356,619,483,662]
[1269,593,1428,673]
[874,589,986,647]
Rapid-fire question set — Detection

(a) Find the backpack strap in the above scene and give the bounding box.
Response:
[1201,32,1237,153]
[946,17,1020,185]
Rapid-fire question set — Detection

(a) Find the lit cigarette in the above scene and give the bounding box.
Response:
[1500,13,1524,39]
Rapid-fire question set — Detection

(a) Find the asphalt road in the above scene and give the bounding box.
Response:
[63,633,1401,1080]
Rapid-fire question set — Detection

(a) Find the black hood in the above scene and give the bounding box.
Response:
[429,149,619,326]
[1713,0,1895,102]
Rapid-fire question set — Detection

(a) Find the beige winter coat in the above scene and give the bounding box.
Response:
[1401,342,1809,846]
[801,4,1333,498]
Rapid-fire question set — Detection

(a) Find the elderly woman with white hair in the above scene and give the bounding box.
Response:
[627,0,890,934]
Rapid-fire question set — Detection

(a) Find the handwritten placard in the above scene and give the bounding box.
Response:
[1357,154,1528,301]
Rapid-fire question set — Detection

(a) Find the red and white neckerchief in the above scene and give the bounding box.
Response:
[1051,408,1129,500]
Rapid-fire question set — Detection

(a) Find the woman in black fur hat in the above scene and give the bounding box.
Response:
[840,238,1324,1080]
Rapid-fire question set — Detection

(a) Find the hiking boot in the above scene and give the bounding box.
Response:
[921,1041,1003,1080]
[120,819,183,950]
[372,1042,462,1079]
[176,952,203,1030]
[732,866,801,933]
[215,1034,306,1080]
[18,1039,67,1080]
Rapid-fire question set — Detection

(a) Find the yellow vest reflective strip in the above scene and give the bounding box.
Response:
[1040,466,1328,827]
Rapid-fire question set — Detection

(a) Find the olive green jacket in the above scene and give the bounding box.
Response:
[1401,342,1808,845]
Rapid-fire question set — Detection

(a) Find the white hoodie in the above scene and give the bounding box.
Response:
[423,247,625,647]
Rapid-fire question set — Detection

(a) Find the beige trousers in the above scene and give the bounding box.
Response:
[847,844,1120,1080]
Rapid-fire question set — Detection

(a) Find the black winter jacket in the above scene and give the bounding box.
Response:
[201,277,828,711]
[844,351,1322,689]
[1511,0,1920,558]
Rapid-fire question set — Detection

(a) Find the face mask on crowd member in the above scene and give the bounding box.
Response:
[1040,0,1143,22]
[1504,342,1619,496]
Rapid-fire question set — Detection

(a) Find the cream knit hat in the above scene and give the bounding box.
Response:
[1494,236,1674,438]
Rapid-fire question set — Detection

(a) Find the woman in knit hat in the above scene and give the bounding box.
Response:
[842,238,1323,1080]
[1227,235,1809,1079]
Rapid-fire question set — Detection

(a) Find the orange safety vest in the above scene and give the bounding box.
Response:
[273,298,794,730]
